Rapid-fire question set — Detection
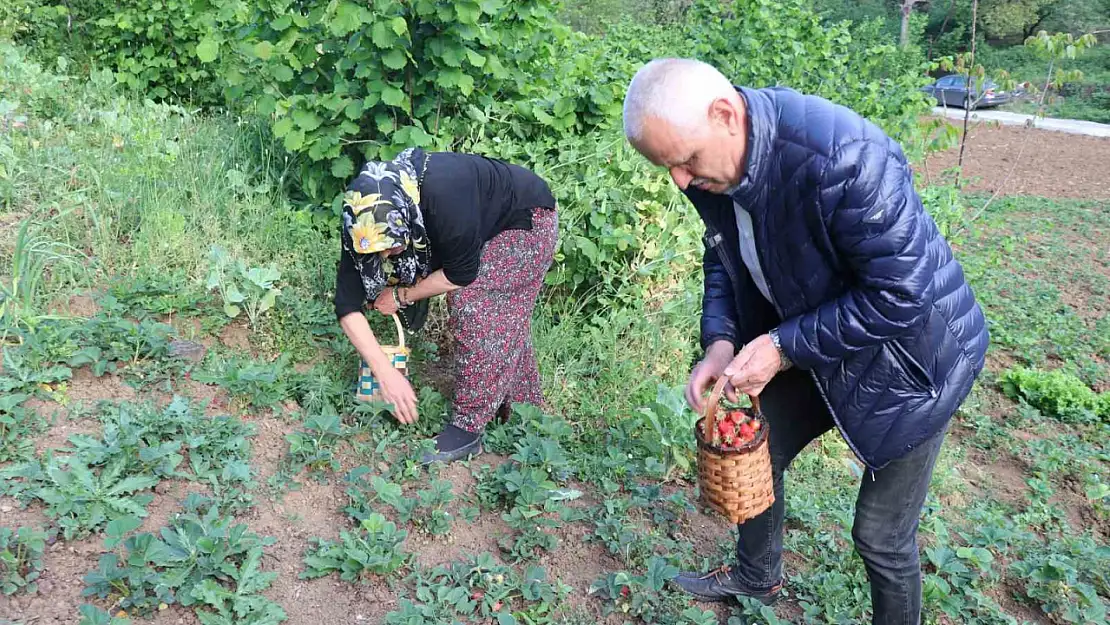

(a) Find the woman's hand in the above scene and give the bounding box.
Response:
[374,287,400,316]
[377,366,418,424]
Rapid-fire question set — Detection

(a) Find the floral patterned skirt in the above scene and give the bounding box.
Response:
[447,207,559,433]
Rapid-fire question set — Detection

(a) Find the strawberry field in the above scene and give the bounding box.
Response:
[2,1,1109,624]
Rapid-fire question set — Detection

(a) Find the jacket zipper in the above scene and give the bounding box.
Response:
[730,200,879,473]
[889,341,939,398]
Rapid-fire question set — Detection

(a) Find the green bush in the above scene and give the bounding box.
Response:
[199,0,566,202]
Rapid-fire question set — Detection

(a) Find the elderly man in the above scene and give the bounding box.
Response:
[622,58,989,623]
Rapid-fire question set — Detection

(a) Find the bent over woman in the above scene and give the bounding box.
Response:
[333,147,559,464]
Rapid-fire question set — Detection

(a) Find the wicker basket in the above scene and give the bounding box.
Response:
[694,376,774,524]
[355,313,410,402]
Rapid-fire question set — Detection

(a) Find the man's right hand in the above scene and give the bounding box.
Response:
[685,340,736,414]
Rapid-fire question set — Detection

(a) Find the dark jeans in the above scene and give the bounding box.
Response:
[731,368,947,625]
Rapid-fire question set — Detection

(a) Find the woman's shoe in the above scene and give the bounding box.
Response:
[420,424,483,465]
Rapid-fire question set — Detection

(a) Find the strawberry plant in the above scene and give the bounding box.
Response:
[1,456,157,540]
[414,479,456,537]
[0,392,38,462]
[300,513,409,582]
[588,557,682,621]
[190,546,286,625]
[78,604,133,625]
[499,505,560,564]
[194,353,294,409]
[66,316,175,379]
[588,500,655,567]
[384,554,569,625]
[284,412,345,475]
[0,331,73,395]
[1,526,50,595]
[83,497,284,622]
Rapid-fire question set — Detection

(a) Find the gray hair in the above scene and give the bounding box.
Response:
[622,58,738,143]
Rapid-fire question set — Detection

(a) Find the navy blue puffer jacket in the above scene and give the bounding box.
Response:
[687,86,989,471]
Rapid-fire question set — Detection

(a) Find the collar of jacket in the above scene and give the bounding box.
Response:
[729,86,777,209]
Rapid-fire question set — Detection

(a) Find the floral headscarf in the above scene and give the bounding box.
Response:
[341,147,431,307]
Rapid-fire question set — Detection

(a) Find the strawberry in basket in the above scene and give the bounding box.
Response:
[710,408,762,450]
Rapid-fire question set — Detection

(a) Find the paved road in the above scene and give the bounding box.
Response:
[932,106,1110,138]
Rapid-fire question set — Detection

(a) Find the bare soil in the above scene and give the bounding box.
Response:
[920,122,1110,199]
[219,321,253,352]
[66,369,136,405]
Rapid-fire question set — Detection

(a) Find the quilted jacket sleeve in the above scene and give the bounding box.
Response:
[777,140,934,369]
[700,237,740,352]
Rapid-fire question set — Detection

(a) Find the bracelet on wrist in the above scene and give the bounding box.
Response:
[769,329,793,371]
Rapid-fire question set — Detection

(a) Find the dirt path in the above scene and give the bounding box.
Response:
[931,106,1110,138]
[918,122,1110,200]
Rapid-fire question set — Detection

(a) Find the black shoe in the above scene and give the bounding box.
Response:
[670,566,782,605]
[419,425,482,465]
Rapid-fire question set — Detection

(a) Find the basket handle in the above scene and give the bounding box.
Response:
[702,376,762,439]
[391,313,405,351]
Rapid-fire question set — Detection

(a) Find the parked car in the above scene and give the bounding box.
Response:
[921,75,1021,109]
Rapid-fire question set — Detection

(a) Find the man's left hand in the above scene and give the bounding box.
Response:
[722,334,781,399]
[374,288,400,316]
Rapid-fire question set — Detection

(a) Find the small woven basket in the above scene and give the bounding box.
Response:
[355,313,410,402]
[694,376,774,524]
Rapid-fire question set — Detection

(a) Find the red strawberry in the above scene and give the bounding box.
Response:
[738,423,754,440]
[728,410,744,424]
[752,420,762,432]
[718,420,736,438]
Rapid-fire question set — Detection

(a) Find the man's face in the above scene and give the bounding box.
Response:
[631,97,746,195]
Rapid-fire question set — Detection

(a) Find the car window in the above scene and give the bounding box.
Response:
[940,75,964,87]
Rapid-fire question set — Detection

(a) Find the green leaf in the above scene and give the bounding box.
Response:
[272,117,294,138]
[371,21,392,48]
[270,15,292,30]
[645,556,680,591]
[292,109,322,132]
[223,304,241,318]
[271,65,294,82]
[108,475,159,496]
[238,547,277,594]
[456,1,480,23]
[195,38,219,63]
[253,41,274,60]
[225,283,246,304]
[283,128,305,151]
[497,612,518,625]
[331,155,354,179]
[344,99,364,120]
[331,2,366,35]
[259,289,278,314]
[192,577,233,609]
[104,516,142,548]
[390,17,408,36]
[575,236,598,262]
[382,49,407,70]
[382,86,406,108]
[465,49,486,68]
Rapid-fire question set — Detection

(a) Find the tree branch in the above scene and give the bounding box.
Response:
[956,0,979,188]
